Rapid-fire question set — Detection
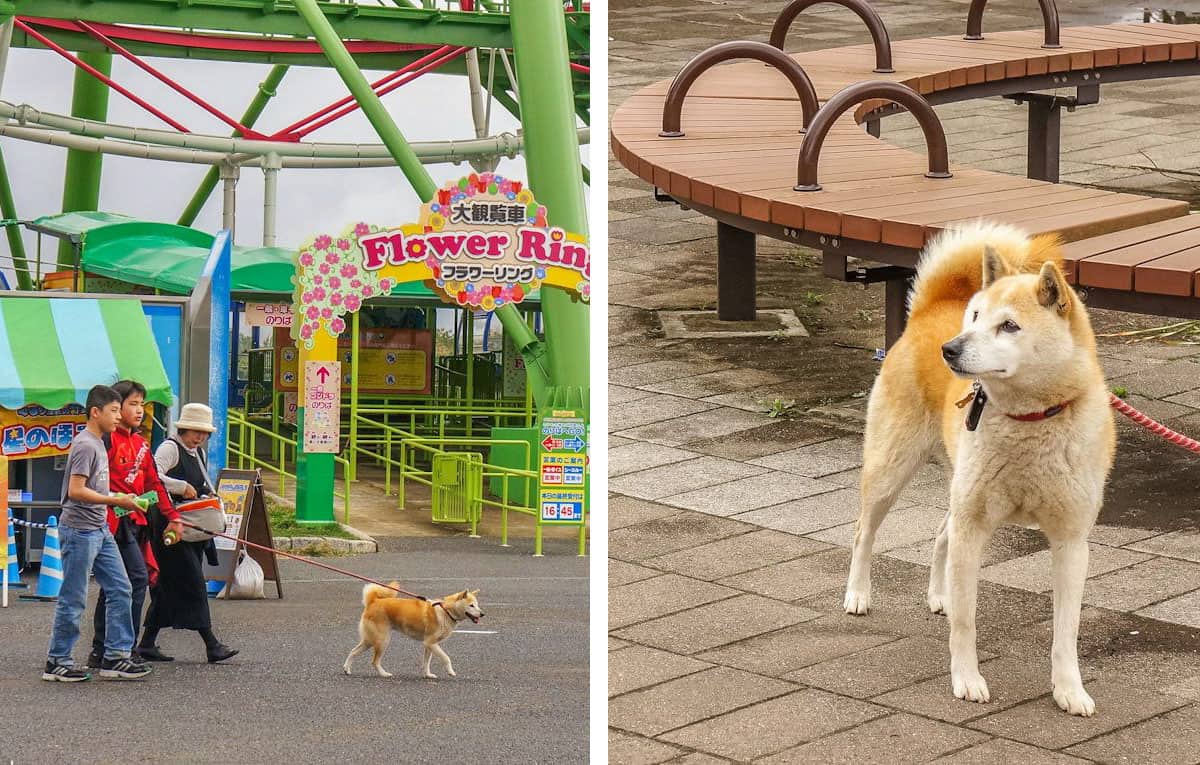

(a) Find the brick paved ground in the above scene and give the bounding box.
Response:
[608,2,1200,762]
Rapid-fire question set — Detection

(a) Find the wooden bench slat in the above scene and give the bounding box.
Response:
[1077,222,1200,290]
[1135,246,1200,296]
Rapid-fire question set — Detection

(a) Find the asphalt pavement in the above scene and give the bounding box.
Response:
[1,536,589,764]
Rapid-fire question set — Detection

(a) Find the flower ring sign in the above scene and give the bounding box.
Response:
[291,173,590,349]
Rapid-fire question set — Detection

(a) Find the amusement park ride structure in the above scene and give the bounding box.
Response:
[0,0,591,525]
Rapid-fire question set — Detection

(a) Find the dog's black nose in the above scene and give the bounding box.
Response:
[942,341,962,363]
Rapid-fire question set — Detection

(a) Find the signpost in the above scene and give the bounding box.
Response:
[302,361,340,454]
[536,406,587,556]
[205,468,282,598]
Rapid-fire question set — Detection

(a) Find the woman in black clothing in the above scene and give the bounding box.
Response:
[139,403,238,663]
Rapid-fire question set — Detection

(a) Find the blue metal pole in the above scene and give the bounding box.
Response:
[205,230,232,478]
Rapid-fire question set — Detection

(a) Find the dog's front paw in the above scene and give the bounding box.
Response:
[843,589,872,615]
[951,670,991,703]
[447,669,457,678]
[424,672,438,680]
[1054,684,1095,716]
[926,590,946,615]
[375,668,393,678]
[342,664,352,676]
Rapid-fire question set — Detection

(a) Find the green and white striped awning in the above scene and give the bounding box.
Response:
[0,297,173,410]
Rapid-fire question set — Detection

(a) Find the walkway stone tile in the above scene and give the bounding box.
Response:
[643,529,831,581]
[611,637,632,652]
[734,488,867,536]
[873,656,1082,724]
[663,472,843,517]
[611,495,682,530]
[617,406,772,446]
[931,738,1092,764]
[609,512,755,561]
[610,559,666,587]
[608,667,798,738]
[1164,674,1200,702]
[717,548,852,602]
[694,615,896,677]
[609,645,714,697]
[611,383,658,406]
[748,436,865,478]
[667,753,730,764]
[1127,529,1200,563]
[609,442,702,477]
[808,504,947,552]
[610,574,738,630]
[612,594,822,655]
[1065,703,1200,764]
[609,456,767,501]
[639,368,788,399]
[610,358,735,388]
[1137,588,1200,628]
[610,393,719,432]
[1106,358,1200,399]
[1083,556,1200,612]
[968,679,1188,749]
[1087,523,1161,547]
[608,730,685,765]
[758,712,988,765]
[888,525,1047,570]
[787,635,986,699]
[659,689,889,761]
[980,543,1151,593]
[682,420,841,462]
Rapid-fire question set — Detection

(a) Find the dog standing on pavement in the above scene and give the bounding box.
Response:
[843,221,1115,716]
[343,583,483,679]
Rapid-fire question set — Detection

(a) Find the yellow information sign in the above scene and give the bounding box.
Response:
[275,327,431,395]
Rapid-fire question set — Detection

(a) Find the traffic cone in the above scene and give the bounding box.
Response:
[20,516,62,602]
[5,508,25,589]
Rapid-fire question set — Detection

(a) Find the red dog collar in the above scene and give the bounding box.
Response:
[1007,401,1072,422]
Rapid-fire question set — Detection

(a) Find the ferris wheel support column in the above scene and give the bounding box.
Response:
[262,153,281,247]
[219,161,239,242]
[464,48,495,173]
[58,51,112,266]
[509,0,590,394]
[0,16,32,291]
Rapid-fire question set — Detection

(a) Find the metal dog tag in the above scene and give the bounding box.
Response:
[965,383,987,432]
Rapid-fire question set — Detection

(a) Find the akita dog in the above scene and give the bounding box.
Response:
[844,221,1115,716]
[343,583,483,679]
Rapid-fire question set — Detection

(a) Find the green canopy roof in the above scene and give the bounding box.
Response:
[0,296,173,410]
[28,212,539,304]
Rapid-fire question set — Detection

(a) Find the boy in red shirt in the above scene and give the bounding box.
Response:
[87,380,182,667]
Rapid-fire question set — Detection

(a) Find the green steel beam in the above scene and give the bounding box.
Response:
[58,50,111,266]
[0,145,32,289]
[178,64,289,227]
[510,0,589,392]
[14,1,514,48]
[294,0,437,202]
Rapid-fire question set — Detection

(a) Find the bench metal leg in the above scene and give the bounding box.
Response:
[884,275,914,349]
[865,119,881,138]
[1026,97,1061,183]
[717,221,756,321]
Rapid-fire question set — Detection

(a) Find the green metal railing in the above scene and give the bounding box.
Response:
[226,409,352,523]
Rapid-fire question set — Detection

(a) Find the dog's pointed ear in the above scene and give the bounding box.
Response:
[458,590,469,599]
[1037,261,1071,316]
[981,245,1011,288]
[470,589,479,596]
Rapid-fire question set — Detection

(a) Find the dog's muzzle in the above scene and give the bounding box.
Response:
[468,612,483,624]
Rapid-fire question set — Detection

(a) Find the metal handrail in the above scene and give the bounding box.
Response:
[965,0,1061,48]
[794,80,951,191]
[659,40,819,137]
[769,0,894,73]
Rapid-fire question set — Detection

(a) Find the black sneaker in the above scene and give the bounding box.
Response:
[99,656,152,680]
[42,661,91,682]
[86,650,103,669]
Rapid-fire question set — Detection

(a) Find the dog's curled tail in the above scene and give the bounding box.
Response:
[362,581,403,607]
[908,220,1062,316]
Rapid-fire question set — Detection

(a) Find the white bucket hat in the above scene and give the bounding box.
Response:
[175,403,216,433]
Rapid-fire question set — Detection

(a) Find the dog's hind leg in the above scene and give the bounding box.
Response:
[844,398,936,615]
[422,641,438,679]
[1049,538,1095,716]
[927,510,951,614]
[343,640,369,675]
[431,644,456,677]
[370,634,393,678]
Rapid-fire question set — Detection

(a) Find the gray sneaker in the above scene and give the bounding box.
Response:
[43,661,91,682]
[99,656,152,680]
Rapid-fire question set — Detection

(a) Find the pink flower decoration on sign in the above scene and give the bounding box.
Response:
[330,317,346,334]
[299,252,314,267]
[314,234,332,250]
[337,238,351,251]
[320,307,332,319]
[345,295,361,312]
[354,222,370,237]
[318,263,331,275]
[328,276,341,289]
[341,264,357,278]
[300,325,313,339]
[331,292,343,306]
[306,306,319,319]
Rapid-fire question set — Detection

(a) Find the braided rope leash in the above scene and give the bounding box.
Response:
[9,517,51,530]
[1110,393,1200,454]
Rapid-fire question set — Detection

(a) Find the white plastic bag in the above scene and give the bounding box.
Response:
[218,550,265,599]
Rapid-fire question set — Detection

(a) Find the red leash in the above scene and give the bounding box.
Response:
[174,520,427,600]
[1110,393,1200,454]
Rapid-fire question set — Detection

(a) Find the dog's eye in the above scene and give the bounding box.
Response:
[972,311,979,322]
[999,320,1021,334]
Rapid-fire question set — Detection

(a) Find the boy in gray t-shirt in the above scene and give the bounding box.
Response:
[44,385,151,682]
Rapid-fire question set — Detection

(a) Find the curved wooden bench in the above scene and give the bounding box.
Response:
[611,18,1200,340]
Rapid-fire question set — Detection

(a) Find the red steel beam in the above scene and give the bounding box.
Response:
[14,18,190,133]
[73,20,267,140]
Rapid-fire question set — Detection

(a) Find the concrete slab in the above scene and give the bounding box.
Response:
[609,512,756,562]
[1066,703,1200,764]
[643,529,832,581]
[980,543,1152,594]
[716,548,854,602]
[1083,556,1200,612]
[694,615,896,678]
[931,738,1092,764]
[748,436,865,478]
[609,442,702,477]
[757,712,988,765]
[663,472,843,517]
[617,407,774,447]
[609,645,714,697]
[786,636,987,699]
[1136,588,1200,628]
[612,594,823,655]
[609,456,767,501]
[610,574,739,630]
[733,488,868,536]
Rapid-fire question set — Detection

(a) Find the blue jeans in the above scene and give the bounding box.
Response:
[48,526,134,664]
